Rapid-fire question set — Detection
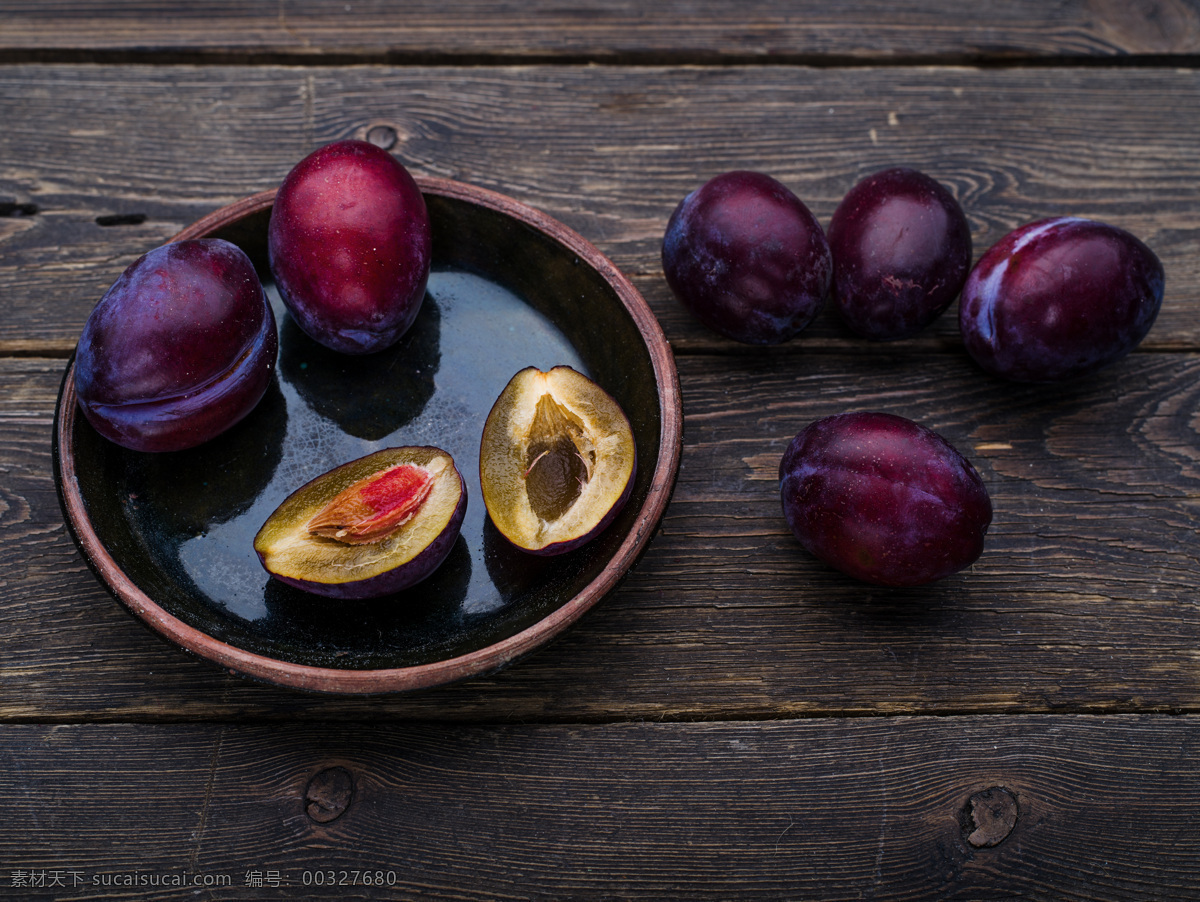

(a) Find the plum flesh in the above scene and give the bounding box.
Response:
[74,238,277,453]
[268,139,432,355]
[959,217,1165,382]
[828,167,972,340]
[780,412,992,587]
[662,170,832,344]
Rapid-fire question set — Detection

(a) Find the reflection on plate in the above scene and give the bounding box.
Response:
[54,178,682,694]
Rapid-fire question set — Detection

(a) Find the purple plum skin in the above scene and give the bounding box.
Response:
[74,238,277,453]
[828,167,972,341]
[662,170,832,345]
[959,217,1165,382]
[268,139,432,355]
[780,412,992,587]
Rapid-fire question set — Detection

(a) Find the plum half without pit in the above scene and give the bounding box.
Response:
[480,366,636,555]
[254,446,467,599]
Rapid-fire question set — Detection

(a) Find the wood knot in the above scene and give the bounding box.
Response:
[305,766,353,824]
[960,787,1018,848]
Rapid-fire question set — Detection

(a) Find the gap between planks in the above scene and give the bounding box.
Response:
[3,49,1200,69]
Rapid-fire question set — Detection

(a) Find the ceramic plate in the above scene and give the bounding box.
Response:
[54,178,682,694]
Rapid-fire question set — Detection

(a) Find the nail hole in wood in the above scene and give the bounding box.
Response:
[96,213,147,227]
[0,202,38,217]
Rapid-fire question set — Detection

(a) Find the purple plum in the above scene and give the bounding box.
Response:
[268,139,432,355]
[828,167,972,340]
[780,412,992,587]
[959,217,1165,382]
[662,170,832,344]
[74,239,277,453]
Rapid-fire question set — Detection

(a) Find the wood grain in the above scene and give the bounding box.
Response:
[7,345,1200,720]
[2,64,1197,356]
[3,716,1199,900]
[3,0,1199,62]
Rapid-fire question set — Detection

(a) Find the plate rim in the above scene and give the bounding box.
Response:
[54,176,682,695]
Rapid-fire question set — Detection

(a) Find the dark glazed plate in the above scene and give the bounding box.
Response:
[54,178,682,694]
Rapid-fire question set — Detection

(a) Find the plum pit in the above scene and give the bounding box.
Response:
[524,393,596,522]
[307,459,444,545]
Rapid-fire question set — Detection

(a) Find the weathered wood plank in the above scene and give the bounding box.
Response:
[2,64,1197,355]
[6,344,1199,720]
[3,0,1199,62]
[2,716,1199,900]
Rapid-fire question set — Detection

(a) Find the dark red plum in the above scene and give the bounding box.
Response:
[268,139,432,355]
[74,239,277,453]
[780,412,992,587]
[662,171,832,344]
[959,217,1165,382]
[828,168,972,340]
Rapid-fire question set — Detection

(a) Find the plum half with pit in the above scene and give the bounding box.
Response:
[780,412,992,587]
[268,139,432,355]
[73,238,277,453]
[254,446,467,599]
[828,167,972,340]
[662,170,832,344]
[959,217,1165,382]
[480,366,636,555]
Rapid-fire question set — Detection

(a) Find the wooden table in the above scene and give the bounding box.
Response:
[4,3,1200,898]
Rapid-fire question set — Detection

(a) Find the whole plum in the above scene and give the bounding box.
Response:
[268,139,432,355]
[662,171,832,344]
[74,239,277,453]
[959,217,1165,382]
[780,412,992,587]
[828,167,971,340]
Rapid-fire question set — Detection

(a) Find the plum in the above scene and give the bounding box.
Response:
[959,217,1165,382]
[268,139,432,355]
[255,446,467,599]
[828,167,972,340]
[73,238,276,453]
[662,170,832,344]
[480,366,636,555]
[780,412,992,587]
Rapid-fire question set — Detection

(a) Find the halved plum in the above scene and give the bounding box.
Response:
[74,238,276,453]
[480,366,636,555]
[254,446,467,598]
